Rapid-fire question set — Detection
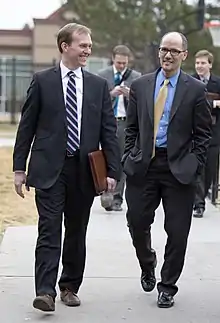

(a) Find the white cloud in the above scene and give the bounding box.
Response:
[0,0,62,29]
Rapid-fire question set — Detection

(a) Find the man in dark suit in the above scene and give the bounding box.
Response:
[122,32,211,308]
[192,50,220,218]
[13,23,120,312]
[98,45,141,211]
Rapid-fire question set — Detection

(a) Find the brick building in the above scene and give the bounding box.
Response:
[0,3,108,115]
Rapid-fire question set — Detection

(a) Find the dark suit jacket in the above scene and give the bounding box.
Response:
[122,69,212,185]
[13,65,120,194]
[192,73,220,146]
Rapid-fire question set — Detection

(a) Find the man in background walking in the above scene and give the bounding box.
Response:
[193,50,220,218]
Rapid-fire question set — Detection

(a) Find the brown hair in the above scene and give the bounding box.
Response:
[57,23,91,53]
[112,45,131,58]
[195,50,214,64]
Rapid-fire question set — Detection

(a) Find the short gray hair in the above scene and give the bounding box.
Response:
[161,32,188,51]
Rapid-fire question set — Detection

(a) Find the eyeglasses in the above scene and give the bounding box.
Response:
[159,47,186,56]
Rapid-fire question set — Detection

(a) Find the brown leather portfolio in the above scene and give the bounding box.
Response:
[88,150,107,194]
[206,92,220,100]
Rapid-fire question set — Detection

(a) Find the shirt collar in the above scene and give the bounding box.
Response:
[60,60,82,79]
[158,68,180,87]
[113,65,126,76]
[199,74,210,82]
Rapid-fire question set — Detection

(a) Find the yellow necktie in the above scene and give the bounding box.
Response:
[152,79,169,158]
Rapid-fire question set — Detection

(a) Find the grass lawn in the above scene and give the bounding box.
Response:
[0,147,37,235]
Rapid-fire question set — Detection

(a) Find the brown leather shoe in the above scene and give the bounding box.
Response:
[33,295,55,312]
[60,289,81,307]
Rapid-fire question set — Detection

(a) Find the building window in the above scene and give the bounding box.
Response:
[0,56,32,113]
[0,55,109,114]
[85,57,109,73]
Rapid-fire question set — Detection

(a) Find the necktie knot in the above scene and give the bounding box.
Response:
[68,71,76,78]
[163,79,169,86]
[115,71,121,85]
[115,71,121,80]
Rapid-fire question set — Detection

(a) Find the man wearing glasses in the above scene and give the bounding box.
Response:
[122,32,211,308]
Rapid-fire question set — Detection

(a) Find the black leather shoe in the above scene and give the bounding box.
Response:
[193,208,204,218]
[157,291,174,308]
[141,269,156,292]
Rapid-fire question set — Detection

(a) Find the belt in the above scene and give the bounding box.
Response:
[116,117,126,121]
[155,147,167,154]
[66,149,80,158]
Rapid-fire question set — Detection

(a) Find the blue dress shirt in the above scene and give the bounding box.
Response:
[154,69,180,147]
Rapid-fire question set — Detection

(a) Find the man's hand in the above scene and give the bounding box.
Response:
[14,171,29,198]
[110,86,123,98]
[213,100,220,108]
[120,86,130,98]
[106,177,117,193]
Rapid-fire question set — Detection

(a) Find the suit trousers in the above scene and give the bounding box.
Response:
[113,119,126,204]
[35,155,94,299]
[194,145,219,210]
[125,148,195,296]
[100,118,126,208]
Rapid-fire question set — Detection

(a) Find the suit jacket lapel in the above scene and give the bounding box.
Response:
[146,72,157,126]
[53,65,67,126]
[109,67,115,89]
[192,73,200,80]
[80,70,93,145]
[104,66,115,89]
[208,74,217,88]
[169,71,188,122]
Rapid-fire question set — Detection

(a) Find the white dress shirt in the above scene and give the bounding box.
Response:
[113,65,126,118]
[199,73,210,85]
[60,60,83,139]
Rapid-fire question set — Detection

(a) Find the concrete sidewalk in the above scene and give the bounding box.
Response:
[0,198,220,322]
[0,137,15,147]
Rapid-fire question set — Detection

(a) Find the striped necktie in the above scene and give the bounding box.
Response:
[202,78,208,85]
[152,79,169,158]
[113,71,121,116]
[66,71,80,155]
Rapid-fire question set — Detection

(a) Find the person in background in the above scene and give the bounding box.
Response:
[13,23,120,312]
[122,32,211,308]
[98,45,141,212]
[193,50,220,218]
